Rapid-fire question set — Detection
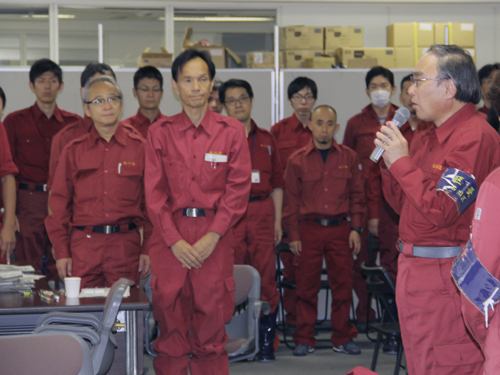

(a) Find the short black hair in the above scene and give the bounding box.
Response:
[0,86,5,109]
[365,66,394,89]
[400,74,412,91]
[80,63,116,88]
[219,79,254,105]
[29,58,62,85]
[134,66,163,89]
[171,48,215,83]
[287,77,318,100]
[478,63,500,85]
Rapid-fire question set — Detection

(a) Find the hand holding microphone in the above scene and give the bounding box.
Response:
[370,107,411,164]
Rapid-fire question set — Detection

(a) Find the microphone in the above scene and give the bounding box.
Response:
[369,107,411,163]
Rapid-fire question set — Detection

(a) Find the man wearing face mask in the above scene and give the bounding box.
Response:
[343,66,398,330]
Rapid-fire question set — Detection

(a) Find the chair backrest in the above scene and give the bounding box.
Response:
[361,262,398,322]
[0,332,93,375]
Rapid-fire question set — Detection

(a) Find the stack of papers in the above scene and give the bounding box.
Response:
[0,264,43,292]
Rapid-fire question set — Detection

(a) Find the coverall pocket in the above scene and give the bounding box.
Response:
[432,341,484,367]
[201,162,229,191]
[223,276,236,323]
[116,165,143,202]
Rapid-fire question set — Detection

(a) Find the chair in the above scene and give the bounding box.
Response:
[34,278,135,375]
[225,265,270,363]
[0,331,94,375]
[361,263,404,375]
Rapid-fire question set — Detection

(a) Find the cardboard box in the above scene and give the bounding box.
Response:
[394,47,477,68]
[434,22,475,48]
[279,26,324,50]
[387,23,434,48]
[336,48,395,69]
[304,56,336,69]
[324,26,363,51]
[182,27,242,69]
[283,50,324,68]
[246,51,284,68]
[137,47,173,68]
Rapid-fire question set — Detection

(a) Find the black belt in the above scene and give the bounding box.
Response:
[183,208,206,217]
[313,217,345,227]
[75,223,137,234]
[249,194,270,202]
[19,182,47,192]
[398,241,462,259]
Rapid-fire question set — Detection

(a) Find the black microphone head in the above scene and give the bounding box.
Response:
[393,107,411,127]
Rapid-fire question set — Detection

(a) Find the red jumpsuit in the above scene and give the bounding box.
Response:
[233,120,283,313]
[460,167,500,374]
[343,103,398,323]
[271,113,312,324]
[283,139,365,348]
[145,110,251,375]
[45,123,150,288]
[123,109,167,139]
[381,103,500,375]
[0,121,19,264]
[47,115,94,190]
[3,103,80,279]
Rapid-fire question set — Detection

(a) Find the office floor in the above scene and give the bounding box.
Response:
[142,324,406,375]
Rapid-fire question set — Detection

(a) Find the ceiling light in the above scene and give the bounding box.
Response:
[161,16,274,22]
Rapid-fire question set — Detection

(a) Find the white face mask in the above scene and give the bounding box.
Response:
[370,89,391,108]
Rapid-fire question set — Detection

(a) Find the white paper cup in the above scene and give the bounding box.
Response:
[64,277,81,299]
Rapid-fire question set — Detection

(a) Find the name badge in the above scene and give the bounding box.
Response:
[251,170,261,183]
[204,153,228,163]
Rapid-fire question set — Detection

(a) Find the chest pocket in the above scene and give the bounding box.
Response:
[116,164,143,203]
[331,169,352,202]
[73,158,102,203]
[164,159,187,197]
[200,160,229,191]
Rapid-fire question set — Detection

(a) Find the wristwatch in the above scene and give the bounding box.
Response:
[351,227,363,234]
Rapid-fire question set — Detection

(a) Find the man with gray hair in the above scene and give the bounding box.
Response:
[45,76,151,288]
[375,45,500,374]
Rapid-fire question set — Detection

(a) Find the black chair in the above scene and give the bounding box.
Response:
[361,263,405,375]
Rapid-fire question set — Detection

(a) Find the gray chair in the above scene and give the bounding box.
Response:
[34,278,134,375]
[225,265,270,363]
[0,331,94,375]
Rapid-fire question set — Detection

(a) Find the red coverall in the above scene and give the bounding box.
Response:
[271,112,312,324]
[233,120,283,312]
[381,103,500,375]
[0,121,19,264]
[460,167,500,374]
[47,115,93,190]
[3,103,80,279]
[145,110,251,375]
[45,123,150,287]
[284,139,365,348]
[123,109,167,139]
[343,103,398,323]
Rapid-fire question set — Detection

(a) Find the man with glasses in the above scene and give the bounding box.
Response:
[344,66,398,330]
[46,76,151,288]
[3,59,81,287]
[375,45,500,374]
[271,76,316,329]
[477,63,500,117]
[124,65,167,138]
[220,78,284,362]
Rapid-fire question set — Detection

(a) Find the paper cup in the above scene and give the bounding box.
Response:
[64,277,81,299]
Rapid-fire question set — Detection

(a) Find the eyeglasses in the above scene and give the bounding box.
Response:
[136,87,162,93]
[410,75,446,87]
[224,96,250,106]
[85,96,122,106]
[291,94,315,102]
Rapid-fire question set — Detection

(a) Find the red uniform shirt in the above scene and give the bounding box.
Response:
[283,139,366,242]
[145,110,251,247]
[0,121,18,179]
[123,109,167,139]
[271,113,312,172]
[381,103,500,252]
[478,105,489,117]
[47,115,93,190]
[343,104,398,178]
[3,103,81,184]
[45,122,150,260]
[247,120,284,196]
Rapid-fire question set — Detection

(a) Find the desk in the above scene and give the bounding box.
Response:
[0,279,151,375]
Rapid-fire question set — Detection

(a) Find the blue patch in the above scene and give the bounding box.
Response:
[436,168,478,215]
[452,240,500,315]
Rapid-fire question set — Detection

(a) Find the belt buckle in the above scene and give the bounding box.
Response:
[186,208,197,217]
[104,225,114,234]
[42,184,47,192]
[320,219,329,226]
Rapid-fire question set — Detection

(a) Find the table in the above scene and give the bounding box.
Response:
[0,278,151,375]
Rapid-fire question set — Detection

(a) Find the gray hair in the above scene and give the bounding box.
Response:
[82,75,123,103]
[427,44,482,104]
